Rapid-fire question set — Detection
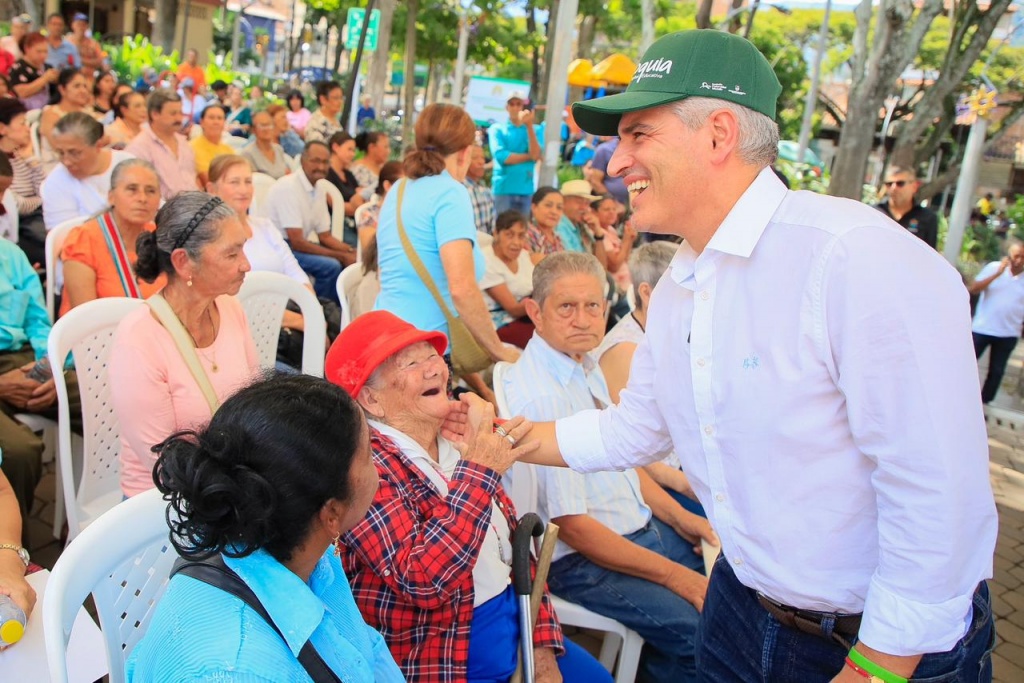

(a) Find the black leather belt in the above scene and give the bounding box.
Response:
[756,592,861,649]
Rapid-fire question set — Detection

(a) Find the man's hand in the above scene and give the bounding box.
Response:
[998,257,1010,276]
[0,365,44,410]
[520,109,535,127]
[534,646,563,683]
[661,562,709,612]
[667,506,719,555]
[449,393,537,475]
[25,377,56,412]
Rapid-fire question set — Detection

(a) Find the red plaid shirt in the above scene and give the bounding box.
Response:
[337,429,564,683]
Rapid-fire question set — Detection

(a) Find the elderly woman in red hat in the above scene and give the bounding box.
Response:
[327,311,611,683]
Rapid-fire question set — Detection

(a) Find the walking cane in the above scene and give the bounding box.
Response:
[512,513,545,683]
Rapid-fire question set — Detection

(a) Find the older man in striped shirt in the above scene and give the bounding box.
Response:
[501,251,717,683]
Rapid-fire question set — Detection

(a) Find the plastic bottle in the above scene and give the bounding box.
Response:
[0,594,26,646]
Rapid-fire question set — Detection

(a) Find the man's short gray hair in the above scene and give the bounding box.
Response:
[532,252,606,307]
[628,242,676,309]
[669,97,779,167]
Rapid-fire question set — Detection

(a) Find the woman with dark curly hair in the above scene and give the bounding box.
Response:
[110,191,259,498]
[126,373,405,682]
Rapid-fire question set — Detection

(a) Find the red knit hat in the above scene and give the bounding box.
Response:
[325,311,449,398]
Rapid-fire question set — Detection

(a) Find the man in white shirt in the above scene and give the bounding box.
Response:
[464,30,997,683]
[969,240,1024,404]
[265,141,355,303]
[503,252,715,683]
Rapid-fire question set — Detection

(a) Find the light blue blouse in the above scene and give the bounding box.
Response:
[126,547,405,682]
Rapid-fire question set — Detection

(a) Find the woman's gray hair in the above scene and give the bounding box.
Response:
[628,242,676,310]
[532,252,606,307]
[154,192,235,260]
[669,97,779,167]
[53,111,104,145]
[110,158,158,189]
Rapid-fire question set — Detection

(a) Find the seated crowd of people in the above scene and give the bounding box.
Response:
[0,64,696,681]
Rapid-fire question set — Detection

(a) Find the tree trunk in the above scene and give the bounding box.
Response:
[889,0,1014,169]
[537,0,560,106]
[366,0,397,113]
[696,0,713,29]
[828,0,944,199]
[427,60,441,105]
[640,0,655,53]
[401,0,418,151]
[153,0,180,52]
[527,0,540,94]
[577,15,597,60]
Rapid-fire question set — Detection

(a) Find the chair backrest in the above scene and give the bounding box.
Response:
[29,119,41,159]
[48,297,145,538]
[45,216,90,320]
[492,361,540,515]
[1,188,18,242]
[315,178,346,243]
[43,488,177,683]
[335,262,366,331]
[237,271,327,376]
[249,172,276,218]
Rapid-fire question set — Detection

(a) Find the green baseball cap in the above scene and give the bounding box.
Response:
[572,30,782,136]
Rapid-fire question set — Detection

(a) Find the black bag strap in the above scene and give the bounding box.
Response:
[171,556,343,683]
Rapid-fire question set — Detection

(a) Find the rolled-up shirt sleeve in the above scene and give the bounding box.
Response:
[823,225,997,655]
[557,333,673,473]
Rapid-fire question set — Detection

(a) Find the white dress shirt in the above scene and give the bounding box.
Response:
[556,168,997,655]
[505,334,652,561]
[368,420,513,607]
[265,171,330,241]
[972,261,1024,338]
[40,149,135,229]
[243,215,310,285]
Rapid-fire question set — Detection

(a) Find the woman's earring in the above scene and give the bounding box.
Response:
[187,277,193,287]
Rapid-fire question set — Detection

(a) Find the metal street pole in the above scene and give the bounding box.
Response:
[343,0,376,126]
[640,0,655,53]
[797,0,831,164]
[944,116,989,264]
[539,0,578,188]
[452,11,470,106]
[231,1,249,68]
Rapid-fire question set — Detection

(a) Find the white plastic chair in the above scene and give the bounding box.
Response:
[48,297,145,541]
[43,487,177,683]
[29,119,41,159]
[238,271,327,377]
[315,178,347,244]
[249,172,276,218]
[45,215,90,321]
[493,362,644,683]
[335,262,367,331]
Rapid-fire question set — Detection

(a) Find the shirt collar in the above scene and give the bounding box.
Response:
[527,334,609,401]
[368,420,459,490]
[669,167,787,287]
[222,547,333,656]
[297,170,315,194]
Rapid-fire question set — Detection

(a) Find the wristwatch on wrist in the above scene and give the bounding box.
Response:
[0,544,30,568]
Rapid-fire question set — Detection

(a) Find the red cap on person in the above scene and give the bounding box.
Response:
[325,311,449,398]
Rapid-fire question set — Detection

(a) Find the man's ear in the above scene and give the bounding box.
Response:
[524,297,542,330]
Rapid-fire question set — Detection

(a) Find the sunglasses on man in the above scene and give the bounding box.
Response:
[884,180,909,188]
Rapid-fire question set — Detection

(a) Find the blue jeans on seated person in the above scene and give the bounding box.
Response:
[664,486,707,518]
[289,248,341,304]
[546,517,705,683]
[466,584,612,683]
[695,553,995,682]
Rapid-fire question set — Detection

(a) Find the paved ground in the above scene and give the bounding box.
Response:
[24,347,1024,682]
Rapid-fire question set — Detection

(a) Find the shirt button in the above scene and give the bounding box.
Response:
[696,357,706,367]
[734,558,743,566]
[704,425,714,436]
[700,290,710,300]
[383,569,391,577]
[715,493,725,502]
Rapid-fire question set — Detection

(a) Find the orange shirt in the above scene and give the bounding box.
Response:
[59,216,166,317]
[176,63,206,92]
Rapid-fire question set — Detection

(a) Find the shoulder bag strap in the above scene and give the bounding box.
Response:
[171,556,343,683]
[97,212,142,299]
[146,294,220,413]
[393,179,460,328]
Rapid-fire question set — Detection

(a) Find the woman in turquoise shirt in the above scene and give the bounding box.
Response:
[375,103,519,370]
[127,374,405,682]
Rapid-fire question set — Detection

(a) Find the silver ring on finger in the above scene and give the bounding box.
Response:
[495,425,509,438]
[505,433,517,446]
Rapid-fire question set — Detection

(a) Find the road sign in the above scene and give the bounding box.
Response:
[345,8,381,51]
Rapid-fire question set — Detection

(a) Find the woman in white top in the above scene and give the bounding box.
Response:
[38,68,95,174]
[41,112,134,229]
[480,210,536,349]
[594,241,705,516]
[206,154,312,336]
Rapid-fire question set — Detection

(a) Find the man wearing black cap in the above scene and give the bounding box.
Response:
[479,29,996,683]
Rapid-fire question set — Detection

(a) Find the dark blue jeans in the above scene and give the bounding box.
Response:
[696,554,995,682]
[973,332,1018,404]
[546,517,705,683]
[289,248,342,304]
[494,194,533,219]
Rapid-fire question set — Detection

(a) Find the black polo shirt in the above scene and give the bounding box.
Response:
[876,201,939,249]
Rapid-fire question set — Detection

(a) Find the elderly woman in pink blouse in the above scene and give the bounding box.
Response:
[110,192,259,497]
